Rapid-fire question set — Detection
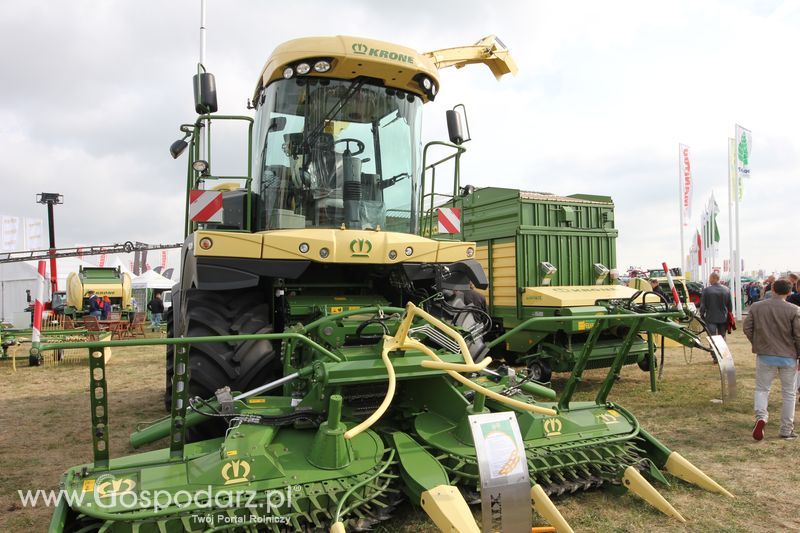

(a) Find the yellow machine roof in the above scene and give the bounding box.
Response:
[522,285,662,307]
[254,35,440,101]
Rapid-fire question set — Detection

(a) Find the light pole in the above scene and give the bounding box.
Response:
[36,192,63,296]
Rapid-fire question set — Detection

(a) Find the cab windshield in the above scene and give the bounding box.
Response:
[254,78,422,232]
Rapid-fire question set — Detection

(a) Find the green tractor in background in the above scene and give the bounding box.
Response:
[48,34,731,532]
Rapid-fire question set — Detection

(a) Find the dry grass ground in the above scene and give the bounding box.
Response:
[1,329,798,532]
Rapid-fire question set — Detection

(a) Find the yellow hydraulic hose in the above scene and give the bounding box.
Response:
[343,337,398,440]
[344,303,557,440]
[406,337,556,416]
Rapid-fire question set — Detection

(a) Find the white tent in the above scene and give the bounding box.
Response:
[0,262,40,324]
[131,269,174,290]
[105,256,133,276]
[131,269,175,313]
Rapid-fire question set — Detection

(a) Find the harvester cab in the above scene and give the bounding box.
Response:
[49,33,734,533]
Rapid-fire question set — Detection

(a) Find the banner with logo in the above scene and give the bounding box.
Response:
[25,218,44,250]
[1,216,21,252]
[679,144,692,226]
[735,124,751,180]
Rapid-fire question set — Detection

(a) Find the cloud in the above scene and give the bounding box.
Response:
[0,0,798,276]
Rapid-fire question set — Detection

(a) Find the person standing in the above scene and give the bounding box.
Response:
[87,291,101,318]
[100,296,112,320]
[745,279,800,440]
[788,278,800,307]
[700,272,732,338]
[648,279,668,301]
[147,292,165,332]
[762,275,776,300]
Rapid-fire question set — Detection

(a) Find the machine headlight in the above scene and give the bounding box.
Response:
[282,67,294,79]
[388,250,397,260]
[319,247,330,258]
[296,62,311,75]
[404,247,414,257]
[421,77,432,90]
[192,160,209,173]
[299,243,309,253]
[199,237,213,250]
[466,247,474,258]
[313,60,331,73]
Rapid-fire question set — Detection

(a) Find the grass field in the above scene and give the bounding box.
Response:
[1,329,798,532]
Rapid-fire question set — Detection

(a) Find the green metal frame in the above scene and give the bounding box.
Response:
[41,332,345,468]
[418,140,466,238]
[38,307,683,470]
[183,115,255,237]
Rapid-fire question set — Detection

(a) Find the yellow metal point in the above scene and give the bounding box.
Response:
[530,484,574,533]
[665,451,734,498]
[623,466,686,522]
[420,484,480,533]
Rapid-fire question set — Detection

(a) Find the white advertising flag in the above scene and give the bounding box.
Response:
[735,124,752,180]
[1,216,21,252]
[679,144,692,226]
[25,218,44,250]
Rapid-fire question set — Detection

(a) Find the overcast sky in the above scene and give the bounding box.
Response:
[1,0,797,274]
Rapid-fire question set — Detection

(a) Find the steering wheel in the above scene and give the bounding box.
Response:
[334,138,365,156]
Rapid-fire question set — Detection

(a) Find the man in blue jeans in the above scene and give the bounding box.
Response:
[744,279,800,440]
[147,293,165,332]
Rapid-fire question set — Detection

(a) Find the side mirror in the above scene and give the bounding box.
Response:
[446,104,471,145]
[269,117,287,133]
[446,110,464,145]
[193,72,218,114]
[170,139,189,159]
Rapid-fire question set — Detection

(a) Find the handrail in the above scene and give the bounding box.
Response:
[184,115,255,237]
[485,311,683,350]
[418,141,466,237]
[36,332,343,363]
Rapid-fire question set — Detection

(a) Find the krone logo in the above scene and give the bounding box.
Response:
[543,417,562,437]
[221,459,251,485]
[96,478,136,498]
[352,43,368,55]
[349,238,372,257]
[597,413,619,425]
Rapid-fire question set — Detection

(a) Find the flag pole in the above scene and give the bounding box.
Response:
[727,138,736,314]
[733,141,743,320]
[678,144,686,275]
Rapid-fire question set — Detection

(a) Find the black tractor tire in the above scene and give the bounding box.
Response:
[165,289,279,440]
[527,359,552,383]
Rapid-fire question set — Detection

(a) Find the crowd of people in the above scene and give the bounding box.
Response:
[744,274,800,307]
[85,290,165,331]
[86,290,114,320]
[698,273,800,441]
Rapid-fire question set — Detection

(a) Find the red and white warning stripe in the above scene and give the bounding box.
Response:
[32,261,46,344]
[189,190,224,223]
[437,207,461,234]
[662,262,683,312]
